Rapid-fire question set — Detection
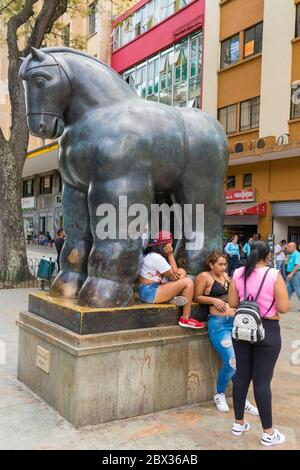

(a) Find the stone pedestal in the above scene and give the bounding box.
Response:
[17,294,220,427]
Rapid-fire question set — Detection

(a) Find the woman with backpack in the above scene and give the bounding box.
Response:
[194,251,258,415]
[228,241,289,446]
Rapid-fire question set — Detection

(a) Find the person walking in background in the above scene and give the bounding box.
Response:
[229,241,289,446]
[275,240,287,280]
[252,233,261,241]
[225,235,240,277]
[286,242,300,302]
[54,228,65,272]
[242,237,252,261]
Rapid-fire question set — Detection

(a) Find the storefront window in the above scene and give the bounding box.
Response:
[122,30,202,109]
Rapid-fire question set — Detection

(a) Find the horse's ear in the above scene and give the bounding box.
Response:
[30,47,47,62]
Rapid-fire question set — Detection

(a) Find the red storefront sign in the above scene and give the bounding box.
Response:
[225,188,255,203]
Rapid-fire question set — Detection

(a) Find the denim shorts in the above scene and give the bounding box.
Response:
[138,283,159,303]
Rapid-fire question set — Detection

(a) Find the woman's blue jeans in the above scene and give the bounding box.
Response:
[208,315,236,394]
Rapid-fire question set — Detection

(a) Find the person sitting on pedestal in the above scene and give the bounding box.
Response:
[138,230,204,329]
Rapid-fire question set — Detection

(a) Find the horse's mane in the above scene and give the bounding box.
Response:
[41,47,126,85]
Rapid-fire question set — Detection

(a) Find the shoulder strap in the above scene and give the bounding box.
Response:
[243,268,247,300]
[262,298,275,318]
[255,267,271,302]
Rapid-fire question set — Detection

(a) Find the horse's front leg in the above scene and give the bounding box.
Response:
[50,182,92,298]
[77,175,153,308]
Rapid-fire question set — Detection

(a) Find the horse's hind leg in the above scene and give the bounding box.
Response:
[175,119,228,275]
[50,183,92,298]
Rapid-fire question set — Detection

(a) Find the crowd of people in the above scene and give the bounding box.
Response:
[26,227,54,247]
[137,230,299,447]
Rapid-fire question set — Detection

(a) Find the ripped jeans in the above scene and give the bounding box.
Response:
[208,315,235,394]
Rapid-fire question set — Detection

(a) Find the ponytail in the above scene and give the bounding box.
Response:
[242,241,270,279]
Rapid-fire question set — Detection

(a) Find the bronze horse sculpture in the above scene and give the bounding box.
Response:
[20,47,228,308]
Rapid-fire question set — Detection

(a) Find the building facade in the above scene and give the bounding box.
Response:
[207,0,300,245]
[112,0,300,245]
[111,0,204,108]
[2,0,300,246]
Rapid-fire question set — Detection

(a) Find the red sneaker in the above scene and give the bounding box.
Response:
[178,317,205,329]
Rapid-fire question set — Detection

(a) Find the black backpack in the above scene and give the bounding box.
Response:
[232,268,275,343]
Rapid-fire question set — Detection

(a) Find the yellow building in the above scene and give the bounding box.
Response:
[203,0,300,246]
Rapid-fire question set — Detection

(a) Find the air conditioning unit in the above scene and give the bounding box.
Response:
[251,136,276,151]
[233,140,251,153]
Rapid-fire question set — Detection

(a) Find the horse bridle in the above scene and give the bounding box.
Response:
[26,53,72,120]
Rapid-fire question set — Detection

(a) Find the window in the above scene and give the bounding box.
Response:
[218,104,237,135]
[240,97,260,131]
[244,22,263,58]
[58,174,63,193]
[23,179,34,197]
[227,176,236,189]
[296,4,300,38]
[88,1,98,36]
[291,83,300,119]
[243,173,252,188]
[40,175,53,195]
[113,26,120,51]
[221,34,239,69]
[122,31,202,109]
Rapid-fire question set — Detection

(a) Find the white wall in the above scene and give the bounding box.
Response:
[202,0,220,117]
[259,0,295,139]
[273,216,300,242]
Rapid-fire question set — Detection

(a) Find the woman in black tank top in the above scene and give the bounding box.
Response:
[193,251,258,416]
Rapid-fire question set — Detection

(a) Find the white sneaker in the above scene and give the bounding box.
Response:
[261,428,286,447]
[245,399,259,416]
[168,296,188,306]
[214,393,229,412]
[232,421,251,436]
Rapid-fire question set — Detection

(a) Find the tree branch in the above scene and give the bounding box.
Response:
[23,0,68,54]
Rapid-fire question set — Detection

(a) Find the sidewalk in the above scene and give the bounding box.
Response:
[0,288,299,450]
[26,244,57,261]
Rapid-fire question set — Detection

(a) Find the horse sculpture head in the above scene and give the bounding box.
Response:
[19,47,72,139]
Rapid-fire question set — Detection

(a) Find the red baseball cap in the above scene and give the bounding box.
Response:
[150,230,173,247]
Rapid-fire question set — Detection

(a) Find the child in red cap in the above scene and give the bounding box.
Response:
[138,230,204,329]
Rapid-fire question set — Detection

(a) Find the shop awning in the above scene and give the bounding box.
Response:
[226,202,267,216]
[22,143,59,178]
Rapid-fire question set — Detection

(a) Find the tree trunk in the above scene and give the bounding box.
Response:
[0,141,28,273]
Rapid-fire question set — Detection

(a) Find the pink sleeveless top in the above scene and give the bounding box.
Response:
[233,266,278,318]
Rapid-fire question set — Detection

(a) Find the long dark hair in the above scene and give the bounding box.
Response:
[243,241,270,279]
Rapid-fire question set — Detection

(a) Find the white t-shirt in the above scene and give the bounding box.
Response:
[139,253,171,283]
[275,244,285,261]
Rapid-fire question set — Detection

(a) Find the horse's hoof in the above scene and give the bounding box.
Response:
[77,276,134,308]
[50,271,86,299]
